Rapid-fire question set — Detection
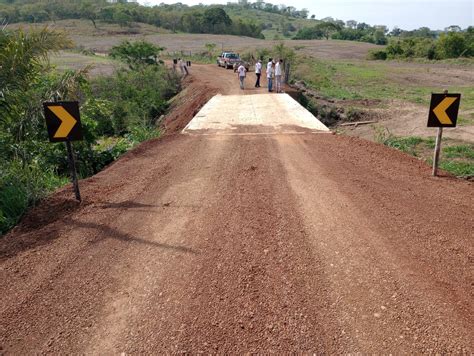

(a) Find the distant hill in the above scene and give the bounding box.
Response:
[2,0,469,50]
[0,0,317,39]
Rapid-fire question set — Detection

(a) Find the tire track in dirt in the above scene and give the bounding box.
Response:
[1,135,229,353]
[119,135,344,353]
[276,134,473,353]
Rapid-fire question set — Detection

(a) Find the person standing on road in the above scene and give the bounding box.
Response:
[181,59,189,76]
[178,58,184,75]
[275,59,283,93]
[255,60,262,88]
[237,63,247,90]
[266,58,274,92]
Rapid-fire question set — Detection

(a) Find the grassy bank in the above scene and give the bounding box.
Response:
[293,57,474,110]
[374,128,474,177]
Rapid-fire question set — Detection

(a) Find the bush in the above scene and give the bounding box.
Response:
[367,49,387,60]
[110,40,165,70]
[293,26,324,40]
[436,32,468,58]
[91,65,180,131]
[379,30,472,60]
[0,160,68,234]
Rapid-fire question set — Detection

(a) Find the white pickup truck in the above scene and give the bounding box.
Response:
[217,52,241,69]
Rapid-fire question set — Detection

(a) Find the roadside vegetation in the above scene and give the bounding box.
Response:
[368,27,474,60]
[373,128,474,178]
[294,21,388,45]
[0,28,180,234]
[292,56,474,109]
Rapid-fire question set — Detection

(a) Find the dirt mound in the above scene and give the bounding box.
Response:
[160,75,218,135]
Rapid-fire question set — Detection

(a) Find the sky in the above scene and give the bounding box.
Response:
[138,0,473,30]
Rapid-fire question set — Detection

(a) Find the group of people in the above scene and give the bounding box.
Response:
[173,58,189,76]
[237,58,284,93]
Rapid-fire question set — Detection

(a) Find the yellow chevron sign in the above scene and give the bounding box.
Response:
[48,106,78,138]
[428,94,461,128]
[44,102,83,142]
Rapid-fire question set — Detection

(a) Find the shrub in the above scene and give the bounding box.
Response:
[436,32,468,58]
[110,40,165,70]
[367,49,387,60]
[0,160,68,234]
[381,31,472,60]
[91,65,180,131]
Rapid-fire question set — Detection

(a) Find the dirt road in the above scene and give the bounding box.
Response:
[1,65,473,354]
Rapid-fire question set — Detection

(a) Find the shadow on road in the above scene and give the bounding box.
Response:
[69,218,198,255]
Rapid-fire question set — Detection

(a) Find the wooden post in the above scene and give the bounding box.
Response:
[66,140,81,201]
[432,89,448,177]
[432,127,443,176]
[285,62,291,84]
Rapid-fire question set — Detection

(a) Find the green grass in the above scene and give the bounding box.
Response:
[439,161,474,176]
[50,51,121,76]
[293,57,474,111]
[443,144,474,159]
[383,136,424,156]
[373,128,474,177]
[458,114,474,126]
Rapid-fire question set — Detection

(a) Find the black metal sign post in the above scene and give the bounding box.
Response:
[427,90,461,177]
[65,140,81,202]
[43,101,83,201]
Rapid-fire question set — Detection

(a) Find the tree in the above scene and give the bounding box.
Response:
[299,8,309,19]
[346,20,357,29]
[357,22,370,31]
[436,32,467,58]
[80,2,98,29]
[321,16,335,23]
[445,25,461,32]
[293,26,324,40]
[109,40,164,69]
[113,7,132,28]
[316,22,340,40]
[375,25,388,34]
[373,29,387,45]
[310,14,315,20]
[0,27,72,141]
[203,7,232,33]
[390,27,402,37]
[255,0,264,10]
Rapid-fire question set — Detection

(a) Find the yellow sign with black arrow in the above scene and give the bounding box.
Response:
[43,101,83,142]
[427,93,461,128]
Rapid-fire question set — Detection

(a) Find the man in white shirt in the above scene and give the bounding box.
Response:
[266,58,274,92]
[275,59,283,93]
[255,60,262,88]
[237,63,247,90]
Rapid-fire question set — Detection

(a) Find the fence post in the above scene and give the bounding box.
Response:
[285,62,291,84]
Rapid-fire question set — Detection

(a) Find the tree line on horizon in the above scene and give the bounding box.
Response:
[0,0,472,58]
[0,0,265,38]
